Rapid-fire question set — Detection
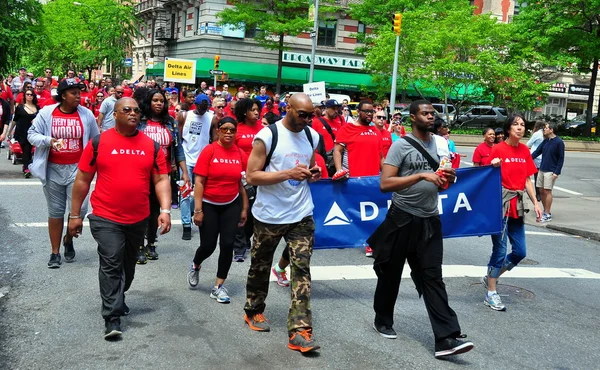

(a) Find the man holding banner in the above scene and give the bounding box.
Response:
[367,100,473,359]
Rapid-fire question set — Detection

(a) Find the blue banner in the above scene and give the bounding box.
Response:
[309,166,503,249]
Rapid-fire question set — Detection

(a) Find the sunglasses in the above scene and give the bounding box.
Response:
[36,86,44,89]
[97,95,104,98]
[215,105,225,109]
[375,116,386,119]
[219,127,236,134]
[25,93,33,96]
[120,107,141,114]
[361,109,375,114]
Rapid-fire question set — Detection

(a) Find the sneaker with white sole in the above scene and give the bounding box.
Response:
[210,285,230,303]
[541,213,552,222]
[481,275,488,289]
[271,266,290,287]
[373,322,397,339]
[484,292,506,311]
[365,246,373,257]
[188,263,200,288]
[434,337,474,358]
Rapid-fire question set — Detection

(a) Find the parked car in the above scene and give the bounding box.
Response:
[454,106,508,128]
[398,103,455,122]
[564,114,597,136]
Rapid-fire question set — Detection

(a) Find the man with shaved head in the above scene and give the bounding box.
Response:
[243,93,322,353]
[68,97,171,340]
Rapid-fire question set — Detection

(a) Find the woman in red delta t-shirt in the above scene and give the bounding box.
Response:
[483,115,543,312]
[472,127,495,166]
[138,89,190,262]
[232,97,261,260]
[187,117,249,303]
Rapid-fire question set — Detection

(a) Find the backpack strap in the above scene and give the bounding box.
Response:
[318,117,335,141]
[152,140,160,171]
[303,126,314,149]
[89,135,100,167]
[402,136,439,171]
[263,123,278,170]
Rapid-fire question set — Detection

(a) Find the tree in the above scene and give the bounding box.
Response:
[350,0,544,120]
[0,0,42,73]
[217,0,335,93]
[25,0,140,79]
[513,1,600,136]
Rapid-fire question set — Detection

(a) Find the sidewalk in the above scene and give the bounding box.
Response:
[453,134,600,152]
[523,197,600,242]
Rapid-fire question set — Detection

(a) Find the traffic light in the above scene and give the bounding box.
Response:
[393,13,402,36]
[214,55,220,70]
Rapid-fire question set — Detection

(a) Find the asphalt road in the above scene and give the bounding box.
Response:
[1,147,599,370]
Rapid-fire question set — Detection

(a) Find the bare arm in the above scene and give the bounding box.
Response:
[246,139,312,186]
[525,176,542,220]
[333,143,345,171]
[193,175,206,225]
[152,173,172,234]
[380,163,445,192]
[96,112,104,130]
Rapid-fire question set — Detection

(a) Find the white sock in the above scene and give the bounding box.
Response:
[487,290,497,296]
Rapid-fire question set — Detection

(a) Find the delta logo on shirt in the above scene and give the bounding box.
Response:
[212,157,241,164]
[360,129,379,136]
[111,148,148,156]
[239,134,256,140]
[504,157,526,163]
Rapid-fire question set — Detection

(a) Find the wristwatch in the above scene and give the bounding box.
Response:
[160,209,171,215]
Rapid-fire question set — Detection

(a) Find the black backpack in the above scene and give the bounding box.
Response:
[263,123,314,170]
[89,134,160,171]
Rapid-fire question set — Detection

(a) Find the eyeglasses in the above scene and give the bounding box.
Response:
[375,116,386,119]
[45,71,52,74]
[215,105,225,109]
[97,95,104,98]
[25,93,33,96]
[36,85,44,89]
[343,108,349,111]
[120,107,141,114]
[361,109,375,114]
[219,127,236,134]
[290,104,314,119]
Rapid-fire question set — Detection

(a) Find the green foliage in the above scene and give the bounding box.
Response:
[24,0,140,76]
[0,0,42,73]
[350,0,545,117]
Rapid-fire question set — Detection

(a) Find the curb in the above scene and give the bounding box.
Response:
[546,224,600,242]
[452,134,600,152]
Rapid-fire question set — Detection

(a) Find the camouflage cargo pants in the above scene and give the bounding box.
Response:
[244,216,315,334]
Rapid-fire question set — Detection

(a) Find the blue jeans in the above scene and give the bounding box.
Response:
[487,217,526,278]
[180,164,196,226]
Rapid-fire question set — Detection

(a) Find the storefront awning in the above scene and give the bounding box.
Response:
[146,58,374,91]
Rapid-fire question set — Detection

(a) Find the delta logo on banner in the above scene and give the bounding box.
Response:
[309,166,503,249]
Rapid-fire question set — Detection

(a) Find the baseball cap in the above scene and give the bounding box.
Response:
[19,67,27,71]
[215,91,222,96]
[56,79,86,95]
[195,93,210,104]
[324,99,340,108]
[238,86,245,91]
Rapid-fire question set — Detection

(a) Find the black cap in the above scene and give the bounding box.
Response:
[56,79,85,95]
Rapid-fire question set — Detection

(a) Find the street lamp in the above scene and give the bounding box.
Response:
[73,1,97,14]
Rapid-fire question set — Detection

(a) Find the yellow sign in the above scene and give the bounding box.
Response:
[163,57,196,83]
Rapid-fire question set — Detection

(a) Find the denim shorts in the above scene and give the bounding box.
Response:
[43,163,89,218]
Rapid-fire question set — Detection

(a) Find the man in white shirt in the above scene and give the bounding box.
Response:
[178,94,214,240]
[243,93,322,353]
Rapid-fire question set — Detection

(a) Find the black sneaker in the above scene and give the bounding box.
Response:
[48,253,62,269]
[123,303,130,316]
[182,226,192,240]
[63,237,75,262]
[434,337,474,358]
[104,319,122,340]
[146,244,158,260]
[373,322,397,339]
[136,246,147,265]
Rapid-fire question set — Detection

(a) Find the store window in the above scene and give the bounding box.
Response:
[543,97,565,117]
[357,22,366,43]
[318,20,336,47]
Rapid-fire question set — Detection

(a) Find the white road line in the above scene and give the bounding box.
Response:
[8,221,575,238]
[461,161,473,166]
[283,265,600,281]
[0,181,96,186]
[553,186,583,196]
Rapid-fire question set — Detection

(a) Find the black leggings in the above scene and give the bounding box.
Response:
[147,184,160,245]
[17,138,33,172]
[193,197,242,279]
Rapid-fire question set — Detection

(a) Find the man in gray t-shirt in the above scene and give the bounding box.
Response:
[369,100,473,359]
[97,86,124,131]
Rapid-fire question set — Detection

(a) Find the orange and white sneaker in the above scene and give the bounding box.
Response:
[365,246,374,257]
[288,329,320,353]
[244,313,270,332]
[271,266,290,287]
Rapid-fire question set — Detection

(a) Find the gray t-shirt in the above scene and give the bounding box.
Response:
[99,96,117,130]
[384,134,440,218]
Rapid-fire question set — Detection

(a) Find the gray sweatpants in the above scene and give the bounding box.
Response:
[89,214,148,320]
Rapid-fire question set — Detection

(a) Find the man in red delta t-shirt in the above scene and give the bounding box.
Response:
[373,111,392,157]
[312,99,344,152]
[333,100,383,178]
[68,97,171,341]
[34,80,52,107]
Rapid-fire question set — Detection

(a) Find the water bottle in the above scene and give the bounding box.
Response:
[241,171,248,187]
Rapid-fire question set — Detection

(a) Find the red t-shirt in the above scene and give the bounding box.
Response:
[122,86,133,97]
[473,142,494,166]
[79,91,93,109]
[35,90,53,108]
[48,108,85,165]
[168,106,177,119]
[336,123,382,177]
[378,128,392,158]
[0,85,14,102]
[491,141,537,218]
[223,105,235,119]
[79,129,168,224]
[235,123,263,156]
[193,143,248,204]
[314,152,328,179]
[141,120,173,164]
[260,104,279,118]
[312,116,344,152]
[15,92,24,105]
